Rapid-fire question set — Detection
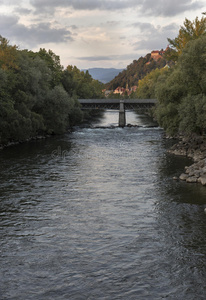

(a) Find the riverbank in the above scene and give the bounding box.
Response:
[168,134,206,185]
[0,135,53,150]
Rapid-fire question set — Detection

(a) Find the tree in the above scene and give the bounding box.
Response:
[135,67,168,99]
[177,35,206,95]
[154,35,206,136]
[62,65,103,99]
[0,36,18,70]
[38,48,63,87]
[40,85,72,134]
[168,16,206,61]
[0,35,104,146]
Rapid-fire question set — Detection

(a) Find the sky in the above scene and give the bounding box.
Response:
[0,0,206,70]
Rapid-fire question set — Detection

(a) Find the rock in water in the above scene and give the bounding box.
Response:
[179,173,189,181]
[199,175,206,186]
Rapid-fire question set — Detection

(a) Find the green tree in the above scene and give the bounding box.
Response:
[177,35,206,95]
[0,36,104,146]
[0,36,18,70]
[155,35,206,136]
[135,67,168,99]
[155,67,188,135]
[62,65,103,99]
[68,98,84,126]
[178,94,206,135]
[167,16,206,61]
[38,48,63,87]
[40,85,72,134]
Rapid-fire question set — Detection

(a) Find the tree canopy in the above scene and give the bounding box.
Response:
[0,37,104,145]
[135,67,169,99]
[155,34,206,136]
[167,15,206,61]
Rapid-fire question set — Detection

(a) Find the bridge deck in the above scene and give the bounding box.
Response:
[78,99,157,110]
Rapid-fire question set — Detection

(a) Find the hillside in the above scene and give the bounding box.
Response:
[82,68,123,84]
[105,53,168,90]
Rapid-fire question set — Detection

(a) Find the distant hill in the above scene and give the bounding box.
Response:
[82,68,123,84]
[105,53,171,90]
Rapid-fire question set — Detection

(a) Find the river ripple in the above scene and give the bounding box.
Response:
[1,111,206,299]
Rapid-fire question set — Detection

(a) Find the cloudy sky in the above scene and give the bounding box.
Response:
[0,0,205,69]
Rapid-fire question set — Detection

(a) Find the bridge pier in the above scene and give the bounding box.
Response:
[78,99,157,127]
[119,100,126,127]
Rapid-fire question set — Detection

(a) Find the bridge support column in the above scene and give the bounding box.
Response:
[119,100,126,127]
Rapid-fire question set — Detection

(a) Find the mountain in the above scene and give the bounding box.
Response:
[105,53,171,90]
[82,68,123,84]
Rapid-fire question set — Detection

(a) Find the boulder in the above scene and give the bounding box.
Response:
[193,153,204,162]
[201,166,206,174]
[196,160,205,168]
[186,177,197,183]
[199,175,206,186]
[179,173,189,181]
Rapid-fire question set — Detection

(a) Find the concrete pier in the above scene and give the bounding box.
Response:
[119,100,126,127]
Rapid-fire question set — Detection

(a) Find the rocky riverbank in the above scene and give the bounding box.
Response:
[168,134,206,185]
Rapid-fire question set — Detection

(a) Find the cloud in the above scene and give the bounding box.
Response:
[139,0,204,17]
[69,25,78,30]
[30,0,136,14]
[133,23,178,51]
[15,7,33,15]
[0,15,18,28]
[1,0,205,70]
[0,0,20,4]
[78,53,140,61]
[78,56,112,61]
[0,14,73,47]
[30,0,204,16]
[17,23,73,46]
[131,21,178,38]
[132,22,155,33]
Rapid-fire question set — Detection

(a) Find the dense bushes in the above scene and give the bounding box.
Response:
[0,36,103,145]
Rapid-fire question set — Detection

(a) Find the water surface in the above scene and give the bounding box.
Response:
[1,111,206,299]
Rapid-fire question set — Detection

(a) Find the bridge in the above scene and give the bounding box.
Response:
[78,99,157,127]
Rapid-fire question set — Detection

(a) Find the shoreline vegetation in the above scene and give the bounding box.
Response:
[0,109,102,150]
[130,14,206,187]
[0,36,104,148]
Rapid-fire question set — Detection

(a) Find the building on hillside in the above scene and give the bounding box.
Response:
[126,86,137,96]
[151,46,169,61]
[112,85,138,97]
[114,86,125,95]
[151,50,163,61]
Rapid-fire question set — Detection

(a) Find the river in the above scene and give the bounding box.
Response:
[1,110,206,300]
